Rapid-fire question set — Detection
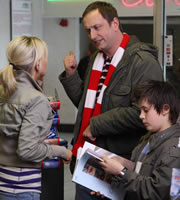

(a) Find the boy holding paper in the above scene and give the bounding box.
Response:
[100,80,180,200]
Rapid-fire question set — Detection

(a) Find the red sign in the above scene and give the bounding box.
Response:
[122,0,180,7]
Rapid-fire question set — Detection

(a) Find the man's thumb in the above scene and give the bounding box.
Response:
[69,50,74,56]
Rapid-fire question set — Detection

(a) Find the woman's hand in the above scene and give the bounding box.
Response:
[63,149,72,164]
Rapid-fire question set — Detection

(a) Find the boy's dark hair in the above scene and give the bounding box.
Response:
[82,1,123,31]
[133,80,180,124]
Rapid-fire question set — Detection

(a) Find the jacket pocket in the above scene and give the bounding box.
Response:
[106,85,131,108]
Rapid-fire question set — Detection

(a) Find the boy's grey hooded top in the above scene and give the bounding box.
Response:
[122,123,180,200]
[60,36,163,159]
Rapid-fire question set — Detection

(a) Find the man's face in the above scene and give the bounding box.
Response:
[83,9,116,52]
[139,99,165,133]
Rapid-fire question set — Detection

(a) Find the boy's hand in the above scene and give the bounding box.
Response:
[100,157,124,175]
[90,191,105,198]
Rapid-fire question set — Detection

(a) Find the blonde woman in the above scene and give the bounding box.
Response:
[0,36,72,200]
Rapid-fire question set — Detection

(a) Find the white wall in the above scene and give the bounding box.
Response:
[32,0,43,38]
[43,17,80,124]
[0,0,10,69]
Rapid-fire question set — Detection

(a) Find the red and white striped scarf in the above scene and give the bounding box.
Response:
[72,33,130,156]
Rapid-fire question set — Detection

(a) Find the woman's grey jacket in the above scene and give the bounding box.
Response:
[0,70,67,168]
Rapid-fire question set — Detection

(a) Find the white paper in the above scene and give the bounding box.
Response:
[72,142,135,200]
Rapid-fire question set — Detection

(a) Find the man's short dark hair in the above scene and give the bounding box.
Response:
[82,1,123,31]
[133,80,180,124]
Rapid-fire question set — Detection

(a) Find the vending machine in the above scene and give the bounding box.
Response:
[41,94,67,200]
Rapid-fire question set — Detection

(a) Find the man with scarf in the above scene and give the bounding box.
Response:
[59,1,163,200]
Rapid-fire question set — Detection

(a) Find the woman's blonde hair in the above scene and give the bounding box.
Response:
[0,36,48,97]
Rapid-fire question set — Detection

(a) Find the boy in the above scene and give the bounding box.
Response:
[100,80,180,200]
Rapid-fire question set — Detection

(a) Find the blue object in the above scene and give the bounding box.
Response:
[42,159,61,169]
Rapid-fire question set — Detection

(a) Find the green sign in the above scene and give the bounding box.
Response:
[48,0,78,1]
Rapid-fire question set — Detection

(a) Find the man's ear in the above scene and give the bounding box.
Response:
[112,17,119,31]
[162,104,170,116]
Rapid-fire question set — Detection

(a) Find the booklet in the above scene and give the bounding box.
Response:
[170,168,180,200]
[72,141,135,200]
